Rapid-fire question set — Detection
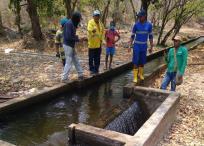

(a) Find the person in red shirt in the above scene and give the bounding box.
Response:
[105,21,120,70]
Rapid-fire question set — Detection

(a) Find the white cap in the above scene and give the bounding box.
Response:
[173,35,182,41]
[93,10,101,16]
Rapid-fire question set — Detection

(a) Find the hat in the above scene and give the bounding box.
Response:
[137,10,146,17]
[93,10,101,16]
[173,35,182,41]
[60,18,69,26]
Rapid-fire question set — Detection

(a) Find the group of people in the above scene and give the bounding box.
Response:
[55,9,188,91]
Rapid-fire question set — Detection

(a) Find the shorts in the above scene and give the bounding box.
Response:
[132,50,147,66]
[106,47,115,56]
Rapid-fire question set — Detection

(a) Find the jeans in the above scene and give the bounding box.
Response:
[62,44,83,80]
[88,48,101,73]
[160,72,176,91]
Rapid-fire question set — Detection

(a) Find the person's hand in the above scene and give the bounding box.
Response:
[92,28,96,33]
[149,46,153,54]
[128,48,131,53]
[178,75,183,81]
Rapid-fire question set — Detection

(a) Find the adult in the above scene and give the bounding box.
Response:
[160,35,188,91]
[61,12,84,82]
[129,10,153,83]
[87,10,104,75]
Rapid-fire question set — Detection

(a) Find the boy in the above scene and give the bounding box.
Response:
[105,21,120,70]
[55,18,68,66]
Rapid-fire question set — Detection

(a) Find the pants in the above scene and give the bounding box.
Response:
[160,72,176,91]
[62,44,83,80]
[88,48,101,73]
[133,44,147,66]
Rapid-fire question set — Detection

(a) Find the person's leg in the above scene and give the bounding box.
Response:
[109,55,113,69]
[61,45,73,81]
[109,47,115,69]
[138,51,147,80]
[132,48,139,83]
[160,72,171,90]
[72,48,83,78]
[170,72,177,91]
[88,49,95,73]
[105,55,109,70]
[95,48,102,73]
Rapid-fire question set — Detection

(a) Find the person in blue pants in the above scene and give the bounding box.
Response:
[129,10,153,83]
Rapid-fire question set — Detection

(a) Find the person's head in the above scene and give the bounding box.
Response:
[137,10,146,23]
[109,21,115,31]
[93,10,101,23]
[71,11,82,28]
[60,17,69,28]
[173,35,182,48]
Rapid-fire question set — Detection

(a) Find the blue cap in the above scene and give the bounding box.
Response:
[60,18,69,26]
[93,10,101,16]
[137,10,146,17]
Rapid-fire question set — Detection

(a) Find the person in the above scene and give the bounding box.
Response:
[55,18,68,66]
[160,35,188,91]
[105,21,120,70]
[87,10,104,75]
[61,12,84,82]
[129,10,153,83]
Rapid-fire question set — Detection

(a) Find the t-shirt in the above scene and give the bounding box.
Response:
[105,29,119,48]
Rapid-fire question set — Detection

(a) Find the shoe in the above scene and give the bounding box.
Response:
[138,67,144,80]
[61,79,69,83]
[133,68,139,83]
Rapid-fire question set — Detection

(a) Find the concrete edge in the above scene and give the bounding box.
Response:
[68,123,132,146]
[130,92,180,146]
[0,140,15,146]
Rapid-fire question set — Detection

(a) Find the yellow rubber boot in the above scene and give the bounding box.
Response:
[139,67,144,80]
[133,68,139,83]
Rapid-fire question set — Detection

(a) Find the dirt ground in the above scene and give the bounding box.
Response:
[147,44,204,146]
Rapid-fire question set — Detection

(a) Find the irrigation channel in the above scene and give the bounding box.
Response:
[0,37,203,146]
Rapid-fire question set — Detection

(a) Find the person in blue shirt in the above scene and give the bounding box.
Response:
[129,10,153,83]
[61,12,84,82]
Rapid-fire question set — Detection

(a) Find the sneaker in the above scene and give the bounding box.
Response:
[61,79,69,83]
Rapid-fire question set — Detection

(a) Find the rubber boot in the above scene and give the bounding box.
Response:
[139,67,144,80]
[133,68,139,83]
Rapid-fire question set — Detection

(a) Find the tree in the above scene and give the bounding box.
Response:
[129,0,137,22]
[101,0,111,26]
[26,0,43,41]
[0,11,4,35]
[64,0,78,18]
[9,0,23,37]
[160,0,204,45]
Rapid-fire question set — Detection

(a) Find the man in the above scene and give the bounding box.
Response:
[55,17,68,66]
[105,21,120,70]
[129,10,153,83]
[61,12,83,82]
[87,10,104,75]
[160,35,188,91]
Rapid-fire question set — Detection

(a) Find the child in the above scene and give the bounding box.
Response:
[55,18,68,66]
[105,21,120,70]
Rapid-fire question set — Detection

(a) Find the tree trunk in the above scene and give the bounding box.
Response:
[112,0,121,25]
[26,0,43,41]
[129,0,137,22]
[101,0,111,26]
[64,0,78,18]
[65,0,72,18]
[15,1,23,37]
[160,25,175,46]
[141,0,150,15]
[0,11,4,35]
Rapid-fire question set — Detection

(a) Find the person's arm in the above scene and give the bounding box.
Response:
[149,23,153,53]
[129,24,136,52]
[115,31,120,42]
[179,47,188,75]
